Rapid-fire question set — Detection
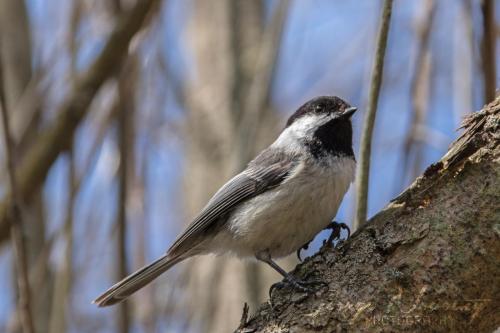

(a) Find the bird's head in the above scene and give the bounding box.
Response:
[286,96,356,129]
[276,96,357,158]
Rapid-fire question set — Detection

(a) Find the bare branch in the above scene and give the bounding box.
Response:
[0,65,35,333]
[480,0,496,103]
[395,0,436,191]
[115,56,137,333]
[354,0,394,229]
[452,0,474,124]
[48,148,76,333]
[233,0,291,168]
[0,0,162,244]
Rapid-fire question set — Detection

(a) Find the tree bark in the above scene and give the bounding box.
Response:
[237,97,500,333]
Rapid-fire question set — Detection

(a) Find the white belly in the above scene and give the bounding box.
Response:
[209,156,355,258]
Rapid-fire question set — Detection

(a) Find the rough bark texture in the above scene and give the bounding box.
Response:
[237,98,500,333]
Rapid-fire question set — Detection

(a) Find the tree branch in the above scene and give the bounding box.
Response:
[0,63,35,333]
[0,0,161,244]
[48,147,76,333]
[396,0,435,191]
[354,0,393,229]
[234,0,291,168]
[480,0,496,104]
[237,97,500,332]
[115,54,138,333]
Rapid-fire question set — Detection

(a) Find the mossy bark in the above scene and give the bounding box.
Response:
[237,98,500,333]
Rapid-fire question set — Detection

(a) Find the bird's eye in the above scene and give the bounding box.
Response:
[315,105,323,112]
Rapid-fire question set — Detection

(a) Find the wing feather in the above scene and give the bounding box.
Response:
[167,156,296,256]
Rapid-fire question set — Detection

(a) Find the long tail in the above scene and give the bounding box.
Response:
[93,254,184,307]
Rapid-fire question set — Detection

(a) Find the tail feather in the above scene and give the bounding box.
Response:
[93,255,184,307]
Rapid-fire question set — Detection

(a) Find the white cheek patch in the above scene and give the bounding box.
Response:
[271,114,330,152]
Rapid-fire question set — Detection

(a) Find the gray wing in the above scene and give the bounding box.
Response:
[167,151,298,256]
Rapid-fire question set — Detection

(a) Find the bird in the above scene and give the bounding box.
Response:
[93,95,356,307]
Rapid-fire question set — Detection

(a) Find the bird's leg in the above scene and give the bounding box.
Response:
[256,251,326,299]
[322,220,350,247]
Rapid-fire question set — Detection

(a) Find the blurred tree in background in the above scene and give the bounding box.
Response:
[0,0,497,332]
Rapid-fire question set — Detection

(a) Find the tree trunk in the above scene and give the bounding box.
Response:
[237,98,500,333]
[0,2,52,332]
[181,1,290,332]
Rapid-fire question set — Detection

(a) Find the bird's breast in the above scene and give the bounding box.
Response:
[222,155,356,258]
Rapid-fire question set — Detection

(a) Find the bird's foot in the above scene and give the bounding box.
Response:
[269,274,327,299]
[297,221,350,261]
[322,220,350,248]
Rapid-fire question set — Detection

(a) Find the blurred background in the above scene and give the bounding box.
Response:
[0,0,497,332]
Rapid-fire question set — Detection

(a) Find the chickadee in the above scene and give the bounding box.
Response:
[94,96,356,307]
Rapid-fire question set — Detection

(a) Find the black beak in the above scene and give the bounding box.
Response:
[341,106,357,119]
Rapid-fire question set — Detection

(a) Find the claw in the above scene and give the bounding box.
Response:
[323,221,350,247]
[297,222,350,261]
[296,240,311,261]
